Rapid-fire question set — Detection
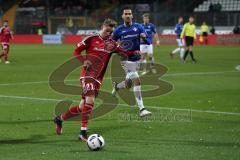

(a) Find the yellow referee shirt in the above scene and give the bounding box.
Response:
[181,22,196,39]
[200,24,209,33]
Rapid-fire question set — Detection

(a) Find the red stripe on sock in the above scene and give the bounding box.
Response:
[81,103,94,128]
[61,105,82,120]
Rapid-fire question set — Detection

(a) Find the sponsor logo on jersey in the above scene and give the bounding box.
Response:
[93,47,110,53]
[121,34,138,39]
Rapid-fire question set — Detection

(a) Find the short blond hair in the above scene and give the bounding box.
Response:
[103,18,117,28]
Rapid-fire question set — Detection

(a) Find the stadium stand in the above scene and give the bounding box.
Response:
[2,0,239,34]
[194,0,240,12]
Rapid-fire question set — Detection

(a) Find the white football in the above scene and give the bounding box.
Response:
[87,134,105,151]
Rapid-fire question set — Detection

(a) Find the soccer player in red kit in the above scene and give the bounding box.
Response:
[53,19,140,141]
[0,20,13,64]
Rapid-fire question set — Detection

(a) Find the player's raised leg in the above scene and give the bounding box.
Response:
[180,46,185,60]
[116,61,151,117]
[171,47,180,58]
[53,99,84,135]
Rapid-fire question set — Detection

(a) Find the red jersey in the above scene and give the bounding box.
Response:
[73,34,137,84]
[0,27,12,44]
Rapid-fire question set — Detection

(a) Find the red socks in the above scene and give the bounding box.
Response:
[61,105,82,120]
[60,102,94,131]
[81,103,93,130]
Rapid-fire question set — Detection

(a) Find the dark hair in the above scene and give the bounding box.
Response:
[4,20,8,22]
[142,13,150,18]
[103,18,117,27]
[122,6,132,12]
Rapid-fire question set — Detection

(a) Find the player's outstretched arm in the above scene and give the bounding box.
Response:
[140,33,151,45]
[73,42,88,62]
[115,46,140,58]
[104,38,140,58]
[154,33,160,46]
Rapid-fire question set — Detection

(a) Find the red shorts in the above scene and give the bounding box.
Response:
[80,77,101,98]
[1,43,9,50]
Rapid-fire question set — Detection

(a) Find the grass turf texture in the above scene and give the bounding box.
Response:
[0,44,240,160]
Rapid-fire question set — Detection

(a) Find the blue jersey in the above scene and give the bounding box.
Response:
[141,23,156,44]
[175,23,183,39]
[112,23,147,61]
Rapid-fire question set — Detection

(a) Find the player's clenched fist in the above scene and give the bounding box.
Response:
[83,60,92,70]
[104,39,118,52]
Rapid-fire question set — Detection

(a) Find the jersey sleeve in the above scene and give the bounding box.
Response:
[114,45,137,58]
[73,36,90,62]
[138,24,151,45]
[112,28,120,41]
[138,24,146,34]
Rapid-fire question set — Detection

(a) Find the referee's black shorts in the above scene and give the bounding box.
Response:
[185,36,194,46]
[202,32,208,37]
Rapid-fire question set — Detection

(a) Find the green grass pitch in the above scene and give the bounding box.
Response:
[0,44,240,160]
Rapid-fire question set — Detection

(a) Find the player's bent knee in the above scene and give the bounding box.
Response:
[148,55,153,60]
[85,96,95,105]
[125,79,132,89]
[125,71,140,88]
[79,99,85,109]
[133,78,141,86]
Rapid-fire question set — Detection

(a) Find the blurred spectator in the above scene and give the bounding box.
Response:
[210,27,215,35]
[209,3,222,12]
[209,3,213,12]
[216,3,222,12]
[37,28,43,35]
[200,21,209,44]
[233,26,240,34]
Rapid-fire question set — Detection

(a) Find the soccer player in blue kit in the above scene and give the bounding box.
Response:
[170,16,185,60]
[112,6,152,117]
[140,13,160,75]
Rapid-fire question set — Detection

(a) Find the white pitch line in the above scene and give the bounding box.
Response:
[0,79,78,86]
[163,70,239,77]
[0,70,239,86]
[0,94,240,116]
[0,95,61,102]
